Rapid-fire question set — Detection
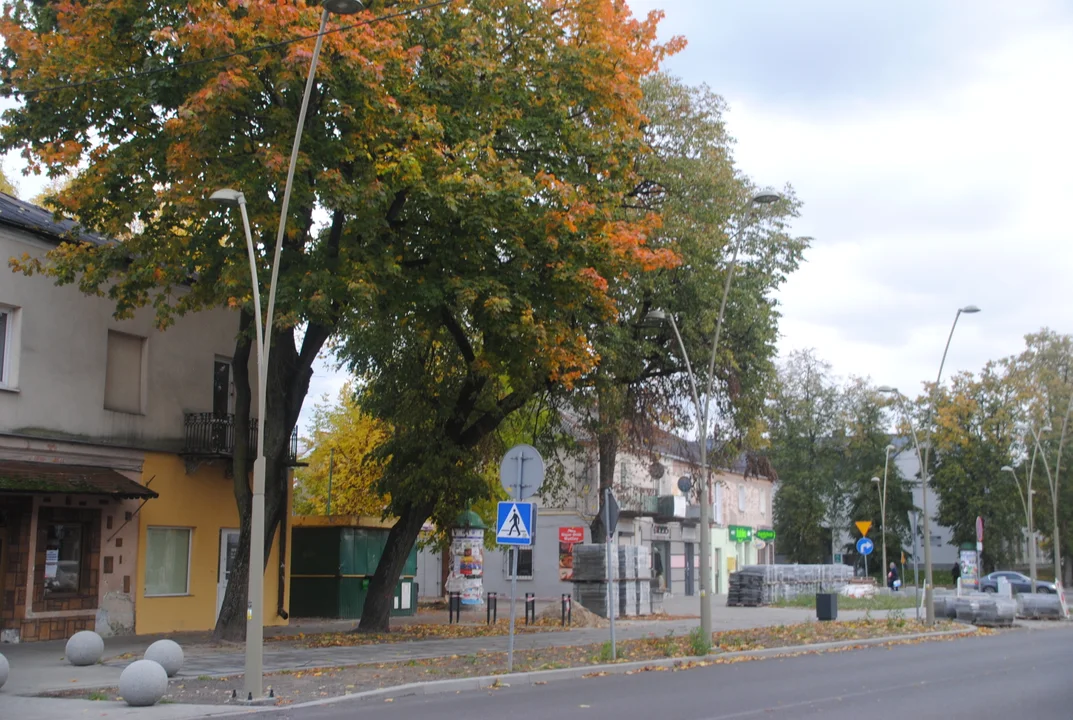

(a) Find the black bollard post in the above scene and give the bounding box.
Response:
[487,592,498,625]
[525,593,535,625]
[562,593,572,626]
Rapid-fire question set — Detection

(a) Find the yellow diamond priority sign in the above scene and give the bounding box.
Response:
[855,520,872,537]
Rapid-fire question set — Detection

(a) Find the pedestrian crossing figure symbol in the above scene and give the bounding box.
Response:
[496,502,533,546]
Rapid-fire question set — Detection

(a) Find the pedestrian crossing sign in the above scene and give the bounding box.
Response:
[496,501,534,546]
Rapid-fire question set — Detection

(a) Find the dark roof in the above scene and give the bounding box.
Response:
[0,460,157,499]
[0,191,111,246]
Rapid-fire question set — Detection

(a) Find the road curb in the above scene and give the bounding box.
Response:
[225,625,978,715]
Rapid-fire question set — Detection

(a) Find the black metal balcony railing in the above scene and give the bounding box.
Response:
[183,413,298,464]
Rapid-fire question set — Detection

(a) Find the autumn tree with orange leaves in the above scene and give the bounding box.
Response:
[2,0,680,633]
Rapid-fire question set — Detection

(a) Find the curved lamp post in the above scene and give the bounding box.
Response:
[881,304,980,624]
[645,189,782,640]
[211,0,364,701]
[870,443,896,588]
[1001,465,1036,592]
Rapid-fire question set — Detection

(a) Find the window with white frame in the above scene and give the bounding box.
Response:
[0,304,17,389]
[145,527,192,596]
[505,547,533,580]
[738,484,746,512]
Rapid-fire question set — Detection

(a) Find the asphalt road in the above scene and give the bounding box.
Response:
[254,625,1073,720]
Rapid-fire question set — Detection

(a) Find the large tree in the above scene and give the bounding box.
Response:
[1,0,679,636]
[569,74,806,524]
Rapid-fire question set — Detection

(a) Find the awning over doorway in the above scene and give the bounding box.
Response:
[0,460,158,499]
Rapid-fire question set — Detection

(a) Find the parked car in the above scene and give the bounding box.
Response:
[978,571,1056,594]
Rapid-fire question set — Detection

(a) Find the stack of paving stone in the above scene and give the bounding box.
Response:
[571,544,652,618]
[728,564,855,606]
[932,592,959,619]
[954,594,1017,626]
[1017,593,1065,620]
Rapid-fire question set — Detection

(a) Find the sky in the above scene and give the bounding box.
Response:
[3,1,1072,433]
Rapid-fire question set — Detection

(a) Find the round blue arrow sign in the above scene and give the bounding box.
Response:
[856,537,874,555]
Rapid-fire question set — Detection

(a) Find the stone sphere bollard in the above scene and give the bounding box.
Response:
[66,630,105,666]
[144,639,184,677]
[119,659,168,707]
[0,652,9,690]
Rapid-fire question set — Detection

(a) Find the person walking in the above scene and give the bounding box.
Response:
[887,561,900,591]
[951,561,961,586]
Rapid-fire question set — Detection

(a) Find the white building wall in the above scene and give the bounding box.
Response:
[0,228,252,447]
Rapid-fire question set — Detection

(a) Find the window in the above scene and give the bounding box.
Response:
[145,527,192,596]
[714,483,724,524]
[104,330,146,413]
[0,304,18,389]
[738,485,746,512]
[506,547,533,580]
[43,523,83,595]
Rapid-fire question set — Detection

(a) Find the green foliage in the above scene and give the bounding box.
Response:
[688,626,712,656]
[0,168,16,196]
[596,641,614,663]
[768,350,914,564]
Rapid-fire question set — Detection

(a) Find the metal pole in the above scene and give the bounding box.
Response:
[326,448,334,516]
[245,9,331,698]
[910,511,920,620]
[507,456,523,673]
[918,307,973,625]
[881,447,891,589]
[605,487,617,660]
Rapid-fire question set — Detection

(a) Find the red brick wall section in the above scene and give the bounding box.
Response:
[1,498,33,635]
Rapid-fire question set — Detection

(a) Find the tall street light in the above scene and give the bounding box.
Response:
[211,0,364,701]
[870,443,896,587]
[646,189,782,640]
[905,304,982,626]
[1001,464,1036,592]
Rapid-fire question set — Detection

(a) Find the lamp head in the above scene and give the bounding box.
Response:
[209,189,245,207]
[645,309,668,323]
[877,385,898,394]
[322,0,364,14]
[1000,465,1014,473]
[871,477,881,484]
[750,189,783,205]
[886,444,897,452]
[959,305,981,314]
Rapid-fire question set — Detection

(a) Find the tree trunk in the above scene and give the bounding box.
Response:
[591,427,619,542]
[355,502,431,632]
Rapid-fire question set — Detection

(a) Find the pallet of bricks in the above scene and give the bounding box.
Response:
[727,564,855,607]
[570,544,651,618]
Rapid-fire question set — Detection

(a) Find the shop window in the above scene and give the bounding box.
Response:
[0,304,19,389]
[44,522,83,595]
[145,527,192,596]
[506,547,533,580]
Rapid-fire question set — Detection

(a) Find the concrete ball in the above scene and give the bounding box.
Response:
[144,639,184,677]
[119,659,168,707]
[0,652,9,690]
[65,630,105,666]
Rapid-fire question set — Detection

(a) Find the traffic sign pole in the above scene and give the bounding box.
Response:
[506,454,524,673]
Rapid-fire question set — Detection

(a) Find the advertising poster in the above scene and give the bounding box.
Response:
[446,528,485,605]
[959,548,979,588]
[559,526,585,580]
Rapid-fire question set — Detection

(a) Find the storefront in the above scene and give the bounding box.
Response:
[0,461,155,642]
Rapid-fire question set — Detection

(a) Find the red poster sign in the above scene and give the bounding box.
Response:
[976,516,984,543]
[558,526,585,580]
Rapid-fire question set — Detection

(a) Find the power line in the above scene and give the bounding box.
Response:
[14,0,454,98]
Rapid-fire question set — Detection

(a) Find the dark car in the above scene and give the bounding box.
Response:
[978,571,1056,594]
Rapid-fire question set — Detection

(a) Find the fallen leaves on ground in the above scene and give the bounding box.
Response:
[275,620,563,648]
[50,619,975,706]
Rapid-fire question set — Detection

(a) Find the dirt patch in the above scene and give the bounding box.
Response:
[533,602,609,628]
[54,620,976,706]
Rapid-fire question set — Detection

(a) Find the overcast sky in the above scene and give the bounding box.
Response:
[4,1,1071,432]
[626,0,1073,400]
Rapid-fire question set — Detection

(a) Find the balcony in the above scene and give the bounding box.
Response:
[182,413,299,465]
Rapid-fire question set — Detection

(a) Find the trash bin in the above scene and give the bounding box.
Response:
[816,592,838,621]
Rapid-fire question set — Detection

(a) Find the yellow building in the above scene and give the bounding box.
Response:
[134,453,291,635]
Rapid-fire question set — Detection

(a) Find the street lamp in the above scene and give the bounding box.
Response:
[1001,465,1036,592]
[645,188,782,640]
[883,305,980,625]
[211,0,363,701]
[870,443,895,588]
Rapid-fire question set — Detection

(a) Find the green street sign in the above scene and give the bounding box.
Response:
[756,529,776,542]
[728,525,753,543]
